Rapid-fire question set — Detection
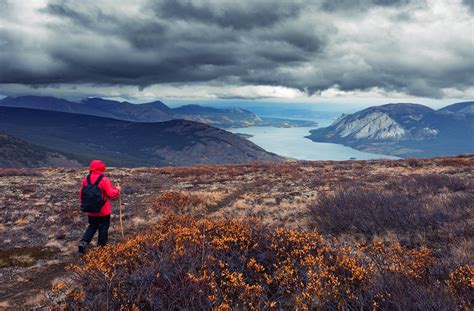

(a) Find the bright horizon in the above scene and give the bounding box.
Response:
[0,93,470,112]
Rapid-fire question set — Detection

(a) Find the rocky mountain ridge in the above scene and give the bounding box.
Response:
[307,102,474,157]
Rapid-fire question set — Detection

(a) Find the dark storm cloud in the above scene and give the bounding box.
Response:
[0,0,472,99]
[154,0,303,30]
[462,0,474,11]
[321,0,413,11]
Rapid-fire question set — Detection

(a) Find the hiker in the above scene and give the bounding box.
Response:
[78,160,121,253]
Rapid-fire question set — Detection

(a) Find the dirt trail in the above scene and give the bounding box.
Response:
[0,262,67,307]
[205,181,261,215]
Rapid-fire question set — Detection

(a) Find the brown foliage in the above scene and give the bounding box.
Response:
[308,175,473,242]
[55,216,468,310]
[150,191,207,216]
[448,264,474,309]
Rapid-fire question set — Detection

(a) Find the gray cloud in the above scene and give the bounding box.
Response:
[0,0,472,99]
[462,0,474,11]
[321,0,414,12]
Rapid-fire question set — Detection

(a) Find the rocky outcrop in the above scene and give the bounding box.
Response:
[307,102,474,157]
[334,112,406,140]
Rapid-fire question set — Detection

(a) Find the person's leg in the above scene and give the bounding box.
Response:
[97,215,111,246]
[79,216,99,253]
[81,216,99,243]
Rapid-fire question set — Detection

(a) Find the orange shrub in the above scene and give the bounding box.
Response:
[360,242,433,279]
[448,264,474,309]
[58,216,457,310]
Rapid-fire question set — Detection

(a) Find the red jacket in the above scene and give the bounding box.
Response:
[80,160,120,216]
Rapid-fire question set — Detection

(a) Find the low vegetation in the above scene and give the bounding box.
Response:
[309,174,472,240]
[57,215,462,310]
[0,156,472,308]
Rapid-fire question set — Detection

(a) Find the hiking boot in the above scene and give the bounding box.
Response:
[78,240,88,253]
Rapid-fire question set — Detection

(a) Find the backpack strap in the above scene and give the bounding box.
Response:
[86,174,92,185]
[94,174,104,186]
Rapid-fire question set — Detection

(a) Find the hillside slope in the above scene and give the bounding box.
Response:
[0,107,282,166]
[173,104,263,127]
[307,102,474,157]
[0,133,81,168]
[438,101,474,114]
[0,96,173,122]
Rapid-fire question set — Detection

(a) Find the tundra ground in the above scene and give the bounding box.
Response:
[0,156,472,308]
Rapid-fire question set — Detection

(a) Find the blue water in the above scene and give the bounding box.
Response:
[230,124,399,161]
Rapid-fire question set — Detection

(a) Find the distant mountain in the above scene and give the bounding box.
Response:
[0,133,81,168]
[80,97,172,122]
[0,96,172,122]
[0,95,316,128]
[438,101,474,114]
[0,107,282,167]
[307,102,474,157]
[173,104,263,127]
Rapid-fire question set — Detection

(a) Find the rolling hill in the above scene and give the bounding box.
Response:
[438,101,474,114]
[0,107,282,167]
[307,102,474,157]
[0,133,81,168]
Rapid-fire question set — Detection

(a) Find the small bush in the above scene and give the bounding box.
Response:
[437,156,473,167]
[20,184,37,193]
[308,188,437,237]
[448,264,474,309]
[406,158,421,168]
[150,191,207,216]
[390,174,472,193]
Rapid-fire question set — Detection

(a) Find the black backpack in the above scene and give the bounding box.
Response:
[80,174,106,213]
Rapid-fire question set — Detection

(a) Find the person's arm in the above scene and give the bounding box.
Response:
[101,177,121,199]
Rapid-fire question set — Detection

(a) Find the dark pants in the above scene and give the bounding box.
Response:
[81,215,110,246]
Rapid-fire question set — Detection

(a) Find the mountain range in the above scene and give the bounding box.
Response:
[307,102,474,157]
[0,96,316,128]
[0,107,282,167]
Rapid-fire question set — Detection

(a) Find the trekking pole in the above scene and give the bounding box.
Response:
[118,183,124,238]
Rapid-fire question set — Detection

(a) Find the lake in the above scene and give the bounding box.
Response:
[229,124,399,161]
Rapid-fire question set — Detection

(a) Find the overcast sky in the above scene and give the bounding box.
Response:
[0,0,473,105]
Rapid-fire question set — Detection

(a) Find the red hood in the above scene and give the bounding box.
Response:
[89,160,106,174]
